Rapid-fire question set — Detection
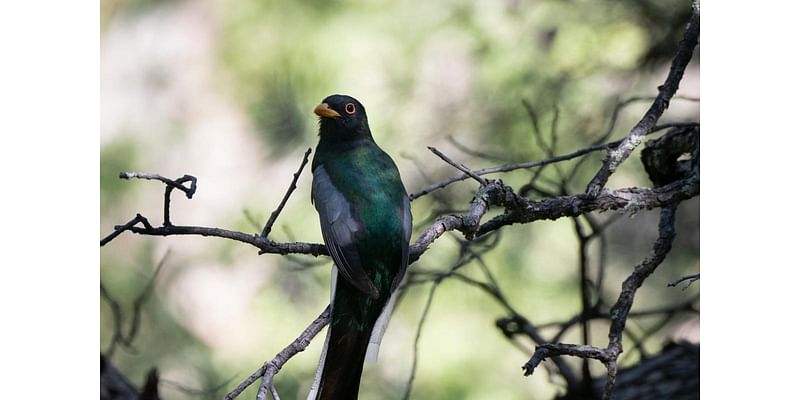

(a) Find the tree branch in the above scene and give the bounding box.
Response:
[668,273,700,289]
[476,173,697,236]
[224,306,331,400]
[427,146,488,186]
[523,343,611,376]
[585,6,700,197]
[120,172,197,226]
[261,148,312,238]
[521,205,680,400]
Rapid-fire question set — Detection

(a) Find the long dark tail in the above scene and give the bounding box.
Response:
[316,324,373,399]
[312,273,388,400]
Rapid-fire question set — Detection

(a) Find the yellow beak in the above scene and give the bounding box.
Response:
[314,102,341,118]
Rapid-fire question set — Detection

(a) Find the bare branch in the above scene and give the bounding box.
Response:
[100,213,153,246]
[225,306,331,400]
[521,205,681,400]
[120,172,197,226]
[402,280,438,400]
[606,206,677,357]
[410,140,613,200]
[585,7,700,197]
[119,172,198,198]
[103,216,328,256]
[668,273,700,289]
[261,148,312,238]
[427,146,488,186]
[476,173,697,237]
[523,343,611,376]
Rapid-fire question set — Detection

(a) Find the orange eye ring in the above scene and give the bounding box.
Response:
[344,103,356,115]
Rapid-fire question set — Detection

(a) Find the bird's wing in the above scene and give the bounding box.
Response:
[366,193,411,362]
[312,166,380,298]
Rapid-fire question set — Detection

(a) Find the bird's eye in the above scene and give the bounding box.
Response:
[344,103,356,115]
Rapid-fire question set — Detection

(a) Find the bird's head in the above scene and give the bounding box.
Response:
[314,94,372,142]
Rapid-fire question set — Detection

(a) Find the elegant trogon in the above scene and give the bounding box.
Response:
[307,94,412,400]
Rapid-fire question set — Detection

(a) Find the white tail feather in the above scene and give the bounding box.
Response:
[365,288,399,363]
[307,268,338,400]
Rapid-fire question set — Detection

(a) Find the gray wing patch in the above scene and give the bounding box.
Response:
[391,194,413,291]
[312,166,380,298]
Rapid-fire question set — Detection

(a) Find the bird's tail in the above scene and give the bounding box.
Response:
[307,269,398,400]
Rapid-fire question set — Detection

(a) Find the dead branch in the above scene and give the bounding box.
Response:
[585,6,700,197]
[261,148,312,238]
[120,172,197,226]
[522,206,679,399]
[668,273,700,289]
[427,146,488,186]
[224,306,331,400]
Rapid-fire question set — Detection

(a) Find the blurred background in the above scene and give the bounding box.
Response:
[100,0,699,399]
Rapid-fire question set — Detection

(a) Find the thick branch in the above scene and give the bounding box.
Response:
[585,7,700,197]
[521,206,680,400]
[477,174,697,236]
[600,206,677,399]
[606,207,677,357]
[523,343,611,376]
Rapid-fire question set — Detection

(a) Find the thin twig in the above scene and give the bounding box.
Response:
[127,252,169,346]
[411,141,613,200]
[120,172,197,226]
[571,217,594,393]
[225,306,331,400]
[119,172,197,198]
[100,213,153,246]
[100,283,125,358]
[427,146,488,186]
[668,273,700,289]
[101,251,170,358]
[521,99,549,156]
[402,281,439,400]
[261,148,312,238]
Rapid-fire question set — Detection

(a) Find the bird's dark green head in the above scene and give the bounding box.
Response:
[314,94,372,142]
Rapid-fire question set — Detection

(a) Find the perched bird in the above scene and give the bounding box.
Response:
[308,95,412,400]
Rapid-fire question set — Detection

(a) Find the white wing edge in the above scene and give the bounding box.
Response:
[365,288,400,363]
